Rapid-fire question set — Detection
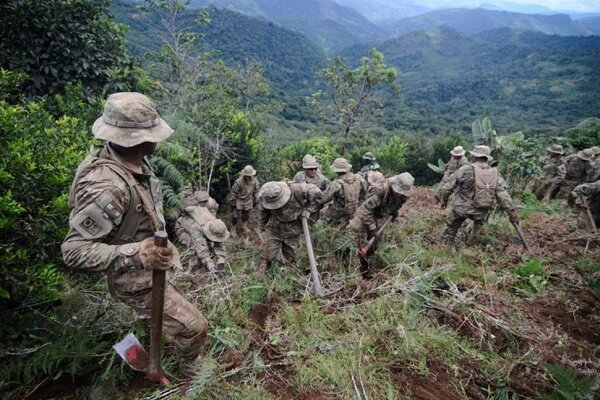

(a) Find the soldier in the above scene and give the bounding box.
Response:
[320,158,367,226]
[258,181,322,270]
[584,146,600,183]
[61,93,208,377]
[439,146,469,188]
[570,180,600,233]
[293,154,330,191]
[439,145,518,245]
[180,184,219,216]
[358,152,381,180]
[175,206,229,274]
[557,148,595,199]
[534,144,566,201]
[348,172,415,255]
[228,165,260,236]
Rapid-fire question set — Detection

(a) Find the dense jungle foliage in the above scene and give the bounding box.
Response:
[0,0,599,398]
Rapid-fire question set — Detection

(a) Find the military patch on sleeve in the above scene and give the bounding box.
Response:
[70,190,123,239]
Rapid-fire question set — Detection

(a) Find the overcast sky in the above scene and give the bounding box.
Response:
[419,0,600,12]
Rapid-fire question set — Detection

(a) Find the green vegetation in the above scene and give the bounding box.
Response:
[0,0,599,398]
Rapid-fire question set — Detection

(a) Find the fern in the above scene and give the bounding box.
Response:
[544,364,597,400]
[185,357,226,399]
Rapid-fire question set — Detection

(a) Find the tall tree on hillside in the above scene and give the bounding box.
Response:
[311,49,398,152]
[0,0,139,97]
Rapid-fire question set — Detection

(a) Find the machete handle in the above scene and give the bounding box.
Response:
[154,230,168,248]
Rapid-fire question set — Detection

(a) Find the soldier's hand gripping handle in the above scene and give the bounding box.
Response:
[140,233,173,271]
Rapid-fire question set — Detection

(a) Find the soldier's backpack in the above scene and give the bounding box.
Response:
[341,175,362,215]
[472,164,498,209]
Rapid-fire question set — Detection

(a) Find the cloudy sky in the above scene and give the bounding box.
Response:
[419,0,600,12]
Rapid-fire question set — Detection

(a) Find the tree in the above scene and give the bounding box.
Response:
[311,49,398,152]
[0,0,135,97]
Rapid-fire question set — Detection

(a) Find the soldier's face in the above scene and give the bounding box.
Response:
[141,142,157,156]
[243,176,252,183]
[305,168,317,178]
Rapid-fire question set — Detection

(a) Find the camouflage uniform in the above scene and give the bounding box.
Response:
[61,93,207,377]
[180,185,219,216]
[229,165,260,235]
[321,158,367,226]
[175,206,229,272]
[293,155,329,221]
[348,173,414,254]
[438,146,469,189]
[259,181,322,267]
[557,149,594,199]
[534,144,565,200]
[439,146,517,244]
[570,180,600,232]
[358,152,381,181]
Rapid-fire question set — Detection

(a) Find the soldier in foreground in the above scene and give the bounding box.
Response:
[320,158,367,226]
[228,165,260,236]
[258,181,322,271]
[61,92,208,378]
[534,144,565,201]
[438,145,518,245]
[438,146,469,188]
[175,206,230,274]
[348,172,415,257]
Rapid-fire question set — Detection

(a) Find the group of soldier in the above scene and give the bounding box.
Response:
[60,92,599,378]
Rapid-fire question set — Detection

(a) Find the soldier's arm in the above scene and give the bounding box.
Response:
[551,163,566,184]
[230,180,241,201]
[212,241,226,259]
[361,193,382,231]
[293,172,303,183]
[61,168,143,272]
[439,169,461,204]
[319,180,340,204]
[320,176,331,191]
[259,207,271,227]
[359,176,368,203]
[495,175,516,215]
[186,222,212,263]
[253,179,260,205]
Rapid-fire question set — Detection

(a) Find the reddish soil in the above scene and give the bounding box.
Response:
[248,296,281,329]
[390,359,461,400]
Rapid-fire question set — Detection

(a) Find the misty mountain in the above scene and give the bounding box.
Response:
[389,8,595,37]
[189,0,386,52]
[579,16,600,34]
[342,27,600,134]
[333,0,428,22]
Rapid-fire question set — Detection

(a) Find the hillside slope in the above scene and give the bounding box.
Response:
[389,8,595,36]
[343,28,600,135]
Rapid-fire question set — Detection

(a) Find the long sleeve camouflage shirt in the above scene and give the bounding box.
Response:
[355,182,407,230]
[230,176,260,210]
[293,171,330,192]
[439,161,515,217]
[175,208,226,265]
[260,182,322,228]
[542,156,566,184]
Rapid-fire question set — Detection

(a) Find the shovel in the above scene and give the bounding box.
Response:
[359,216,394,258]
[113,231,170,386]
[302,217,325,298]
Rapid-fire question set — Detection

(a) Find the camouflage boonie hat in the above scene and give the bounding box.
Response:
[367,171,385,185]
[389,172,414,196]
[203,219,230,242]
[259,182,292,210]
[362,152,376,161]
[590,146,600,155]
[242,165,257,176]
[578,148,594,161]
[469,145,493,161]
[331,158,352,173]
[546,144,564,155]
[302,155,319,169]
[92,92,173,147]
[450,146,465,156]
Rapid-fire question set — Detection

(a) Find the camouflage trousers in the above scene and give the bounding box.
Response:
[261,220,303,265]
[113,283,208,373]
[347,215,387,255]
[534,179,561,201]
[440,209,487,244]
[557,180,579,199]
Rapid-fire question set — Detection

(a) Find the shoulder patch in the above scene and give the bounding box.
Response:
[70,190,123,239]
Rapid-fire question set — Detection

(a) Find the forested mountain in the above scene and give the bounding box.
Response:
[343,27,600,135]
[112,2,326,91]
[333,0,428,22]
[188,0,385,52]
[388,8,595,36]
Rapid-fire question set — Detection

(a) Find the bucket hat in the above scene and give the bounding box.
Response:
[389,172,414,196]
[302,155,319,169]
[546,144,564,155]
[469,145,493,161]
[578,148,594,161]
[450,146,466,156]
[330,158,352,173]
[259,182,292,210]
[590,146,600,155]
[92,92,173,147]
[203,219,230,242]
[242,165,257,176]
